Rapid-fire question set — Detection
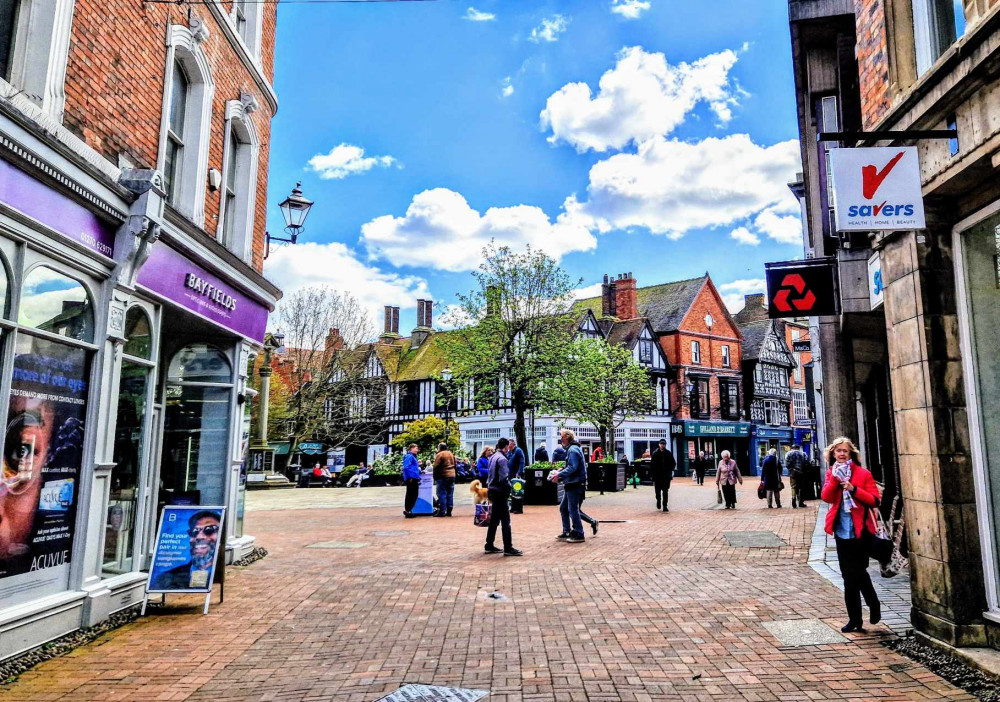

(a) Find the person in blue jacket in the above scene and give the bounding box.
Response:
[402,443,421,518]
[477,447,493,481]
[553,429,588,543]
[508,440,526,478]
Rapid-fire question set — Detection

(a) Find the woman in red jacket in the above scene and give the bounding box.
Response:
[821,436,881,632]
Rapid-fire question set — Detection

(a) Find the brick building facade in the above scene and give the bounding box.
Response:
[789,0,1000,652]
[0,0,282,660]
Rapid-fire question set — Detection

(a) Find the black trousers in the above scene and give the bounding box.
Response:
[835,536,880,625]
[486,488,512,550]
[721,483,737,508]
[654,480,670,509]
[404,478,420,513]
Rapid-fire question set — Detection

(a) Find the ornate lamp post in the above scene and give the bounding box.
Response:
[265,182,314,259]
[441,364,453,443]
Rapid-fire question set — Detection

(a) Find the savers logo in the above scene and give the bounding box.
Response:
[846,150,915,218]
[830,146,925,232]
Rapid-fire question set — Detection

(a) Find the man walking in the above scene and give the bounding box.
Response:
[402,444,421,518]
[554,429,587,543]
[694,451,708,485]
[508,439,526,514]
[432,442,456,517]
[650,439,676,512]
[785,443,808,508]
[485,438,522,556]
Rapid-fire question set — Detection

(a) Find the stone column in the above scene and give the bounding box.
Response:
[816,315,859,442]
[879,222,988,647]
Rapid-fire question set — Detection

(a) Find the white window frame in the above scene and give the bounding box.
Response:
[721,344,730,367]
[222,0,263,59]
[157,20,215,226]
[912,0,958,75]
[217,96,259,261]
[3,0,75,120]
[691,340,701,365]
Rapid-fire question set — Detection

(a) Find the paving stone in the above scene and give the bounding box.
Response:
[304,540,370,549]
[762,618,848,646]
[723,530,786,548]
[375,684,490,701]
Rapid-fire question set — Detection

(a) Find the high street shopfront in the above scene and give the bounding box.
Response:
[0,142,277,658]
[671,420,751,476]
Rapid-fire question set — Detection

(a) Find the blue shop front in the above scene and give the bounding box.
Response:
[751,426,795,475]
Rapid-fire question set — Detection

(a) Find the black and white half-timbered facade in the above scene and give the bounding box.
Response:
[736,318,796,469]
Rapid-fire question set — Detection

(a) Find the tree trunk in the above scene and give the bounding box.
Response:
[513,401,528,456]
[598,425,608,456]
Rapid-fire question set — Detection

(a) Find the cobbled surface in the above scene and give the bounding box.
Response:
[0,482,976,701]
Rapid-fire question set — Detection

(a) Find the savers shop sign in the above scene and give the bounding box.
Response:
[829,147,926,232]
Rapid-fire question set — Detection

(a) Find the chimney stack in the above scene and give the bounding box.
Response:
[601,274,617,318]
[381,305,400,340]
[411,299,435,348]
[325,327,343,354]
[745,293,765,309]
[615,273,638,320]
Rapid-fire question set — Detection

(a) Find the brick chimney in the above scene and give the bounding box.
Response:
[745,293,765,310]
[380,305,400,342]
[411,299,435,348]
[601,274,617,318]
[325,327,343,354]
[614,273,638,320]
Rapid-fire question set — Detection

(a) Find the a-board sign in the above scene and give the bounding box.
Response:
[146,506,225,593]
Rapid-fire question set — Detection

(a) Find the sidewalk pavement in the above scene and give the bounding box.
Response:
[1,482,973,701]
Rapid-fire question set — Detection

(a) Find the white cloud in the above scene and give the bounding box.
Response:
[540,46,740,153]
[572,134,802,239]
[530,15,568,43]
[501,76,514,98]
[610,0,650,19]
[438,303,481,330]
[264,242,430,324]
[730,226,760,246]
[572,282,605,300]
[360,187,597,273]
[464,7,495,21]
[754,207,802,245]
[718,278,766,313]
[307,143,397,180]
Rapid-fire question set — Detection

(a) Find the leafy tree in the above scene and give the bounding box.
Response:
[442,244,580,452]
[546,337,656,454]
[272,286,387,453]
[390,416,461,454]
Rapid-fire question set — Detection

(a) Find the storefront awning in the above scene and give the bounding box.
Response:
[272,441,291,456]
[299,442,326,455]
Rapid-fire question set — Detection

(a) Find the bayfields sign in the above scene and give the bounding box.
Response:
[766,260,838,318]
[829,146,926,231]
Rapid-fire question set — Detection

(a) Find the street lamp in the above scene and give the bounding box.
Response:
[265,182,314,259]
[441,365,453,443]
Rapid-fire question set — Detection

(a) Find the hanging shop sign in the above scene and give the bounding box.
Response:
[868,251,885,310]
[766,259,838,318]
[0,159,115,257]
[137,244,268,341]
[829,147,926,231]
[0,335,89,605]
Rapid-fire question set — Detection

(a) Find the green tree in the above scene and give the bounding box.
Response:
[442,244,580,452]
[390,416,461,454]
[546,337,656,454]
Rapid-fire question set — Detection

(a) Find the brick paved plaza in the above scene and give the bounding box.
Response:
[1,483,974,701]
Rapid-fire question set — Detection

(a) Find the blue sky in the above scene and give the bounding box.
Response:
[263,0,803,333]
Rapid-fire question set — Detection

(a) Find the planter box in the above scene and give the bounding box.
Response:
[587,462,626,492]
[524,467,560,505]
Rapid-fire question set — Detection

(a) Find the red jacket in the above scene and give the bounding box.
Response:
[821,462,880,538]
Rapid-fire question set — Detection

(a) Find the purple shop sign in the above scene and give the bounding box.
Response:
[138,243,269,341]
[0,159,115,257]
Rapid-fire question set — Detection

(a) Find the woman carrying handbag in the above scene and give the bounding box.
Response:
[716,450,742,510]
[820,436,881,633]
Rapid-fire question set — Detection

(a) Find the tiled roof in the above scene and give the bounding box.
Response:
[737,319,770,361]
[732,299,769,325]
[605,318,646,348]
[574,275,707,332]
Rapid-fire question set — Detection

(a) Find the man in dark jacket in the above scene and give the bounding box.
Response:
[551,444,567,462]
[554,429,588,542]
[784,444,808,508]
[402,444,421,518]
[649,439,676,512]
[485,438,522,556]
[534,442,549,463]
[693,451,708,485]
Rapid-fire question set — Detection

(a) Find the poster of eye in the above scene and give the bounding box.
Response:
[144,505,226,614]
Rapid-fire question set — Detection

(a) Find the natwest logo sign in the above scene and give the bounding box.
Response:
[765,259,838,319]
[829,146,926,232]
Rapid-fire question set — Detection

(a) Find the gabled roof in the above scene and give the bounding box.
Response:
[574,275,708,333]
[605,318,646,348]
[738,318,793,364]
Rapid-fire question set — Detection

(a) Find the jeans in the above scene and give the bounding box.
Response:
[404,478,420,514]
[560,483,586,538]
[436,477,455,514]
[654,481,670,509]
[485,487,512,550]
[835,536,880,625]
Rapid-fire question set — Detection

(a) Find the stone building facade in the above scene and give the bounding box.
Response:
[788,0,1000,650]
[0,0,281,660]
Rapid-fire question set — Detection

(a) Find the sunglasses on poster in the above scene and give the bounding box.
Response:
[187,524,220,537]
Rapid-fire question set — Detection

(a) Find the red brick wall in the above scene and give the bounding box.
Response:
[659,279,744,420]
[855,0,892,128]
[62,3,277,273]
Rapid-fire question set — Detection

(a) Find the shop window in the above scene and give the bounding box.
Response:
[18,266,94,342]
[162,344,233,506]
[123,306,152,359]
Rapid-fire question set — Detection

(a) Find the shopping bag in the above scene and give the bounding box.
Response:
[879,497,909,578]
[865,508,895,564]
[717,488,723,505]
[757,481,767,500]
[474,503,492,527]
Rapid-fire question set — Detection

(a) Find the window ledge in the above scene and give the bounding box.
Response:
[205,2,277,114]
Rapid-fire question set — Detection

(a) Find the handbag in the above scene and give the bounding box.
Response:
[474,503,492,527]
[757,481,767,500]
[717,487,723,505]
[865,507,895,564]
[879,496,909,578]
